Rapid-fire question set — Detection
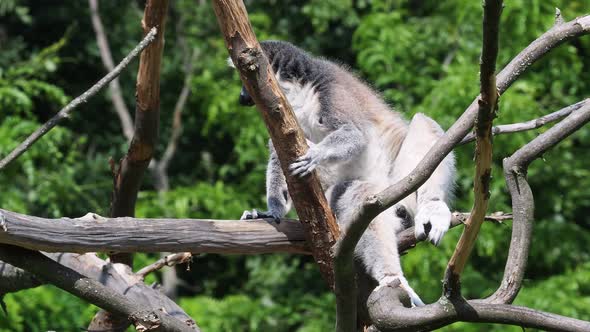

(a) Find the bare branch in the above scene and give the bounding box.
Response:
[334,11,590,332]
[0,28,157,171]
[108,0,169,267]
[212,0,340,287]
[0,246,197,332]
[136,252,192,279]
[444,0,503,297]
[0,209,308,254]
[487,100,590,305]
[367,285,590,332]
[88,0,134,141]
[459,99,589,145]
[0,208,506,256]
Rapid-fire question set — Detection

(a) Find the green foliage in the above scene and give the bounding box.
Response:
[1,0,589,331]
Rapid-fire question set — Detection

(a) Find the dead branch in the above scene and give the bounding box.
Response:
[459,98,589,145]
[137,252,192,279]
[334,10,590,332]
[88,0,135,141]
[212,0,340,287]
[444,0,503,297]
[0,246,197,332]
[368,285,590,332]
[487,99,590,305]
[0,208,506,256]
[0,28,157,171]
[108,0,169,266]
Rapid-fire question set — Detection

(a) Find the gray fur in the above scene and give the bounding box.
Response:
[239,41,456,306]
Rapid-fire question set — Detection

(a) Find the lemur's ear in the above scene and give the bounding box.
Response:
[227,56,235,68]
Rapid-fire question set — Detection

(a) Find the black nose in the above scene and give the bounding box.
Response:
[239,86,255,106]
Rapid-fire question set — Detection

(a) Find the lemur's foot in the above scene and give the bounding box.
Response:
[415,200,451,246]
[240,209,281,223]
[376,275,425,307]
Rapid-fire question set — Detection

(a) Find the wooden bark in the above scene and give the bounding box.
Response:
[444,0,503,296]
[0,246,197,331]
[109,0,168,266]
[0,208,501,256]
[211,0,339,287]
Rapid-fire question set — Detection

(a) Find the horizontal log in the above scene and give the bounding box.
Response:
[0,209,510,255]
[0,209,308,254]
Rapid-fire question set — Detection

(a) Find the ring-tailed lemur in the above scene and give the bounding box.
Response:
[235,41,455,306]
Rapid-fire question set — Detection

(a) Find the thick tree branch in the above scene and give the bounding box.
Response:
[334,11,590,332]
[459,99,589,145]
[0,28,157,171]
[444,0,503,297]
[368,285,590,332]
[88,0,135,141]
[108,0,169,267]
[212,0,339,287]
[487,101,590,305]
[1,253,198,328]
[0,208,506,256]
[0,246,197,332]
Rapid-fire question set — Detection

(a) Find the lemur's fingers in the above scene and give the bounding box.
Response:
[240,209,260,220]
[415,200,451,246]
[395,276,425,307]
[289,159,317,177]
[377,275,425,307]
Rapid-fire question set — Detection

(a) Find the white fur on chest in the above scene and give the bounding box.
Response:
[277,75,325,143]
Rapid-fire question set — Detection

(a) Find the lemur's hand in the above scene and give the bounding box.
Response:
[376,275,425,307]
[414,200,451,246]
[240,209,281,223]
[289,145,322,178]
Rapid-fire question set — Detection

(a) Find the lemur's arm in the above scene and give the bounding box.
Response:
[393,113,455,246]
[241,141,291,220]
[289,123,366,177]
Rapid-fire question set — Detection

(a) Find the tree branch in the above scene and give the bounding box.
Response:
[212,0,340,287]
[487,100,590,305]
[136,252,192,279]
[444,0,503,297]
[0,208,506,256]
[367,285,590,332]
[459,99,589,145]
[0,246,197,332]
[334,11,590,332]
[108,0,169,266]
[88,0,135,141]
[0,28,157,171]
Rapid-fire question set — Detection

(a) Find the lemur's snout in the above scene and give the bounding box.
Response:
[239,86,255,106]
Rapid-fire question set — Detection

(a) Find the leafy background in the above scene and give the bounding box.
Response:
[0,0,589,331]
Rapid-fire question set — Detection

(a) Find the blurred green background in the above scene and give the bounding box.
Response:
[1,0,589,331]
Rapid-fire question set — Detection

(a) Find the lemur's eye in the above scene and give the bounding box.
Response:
[318,116,323,124]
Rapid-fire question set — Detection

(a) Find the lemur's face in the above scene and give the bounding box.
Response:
[239,86,255,106]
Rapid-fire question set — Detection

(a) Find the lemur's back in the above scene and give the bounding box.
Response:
[261,40,408,178]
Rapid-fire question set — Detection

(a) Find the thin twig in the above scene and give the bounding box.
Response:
[88,0,135,141]
[0,28,157,171]
[460,99,589,145]
[136,252,192,279]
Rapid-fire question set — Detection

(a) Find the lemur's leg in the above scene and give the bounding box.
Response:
[241,140,292,221]
[327,180,424,307]
[392,113,456,246]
